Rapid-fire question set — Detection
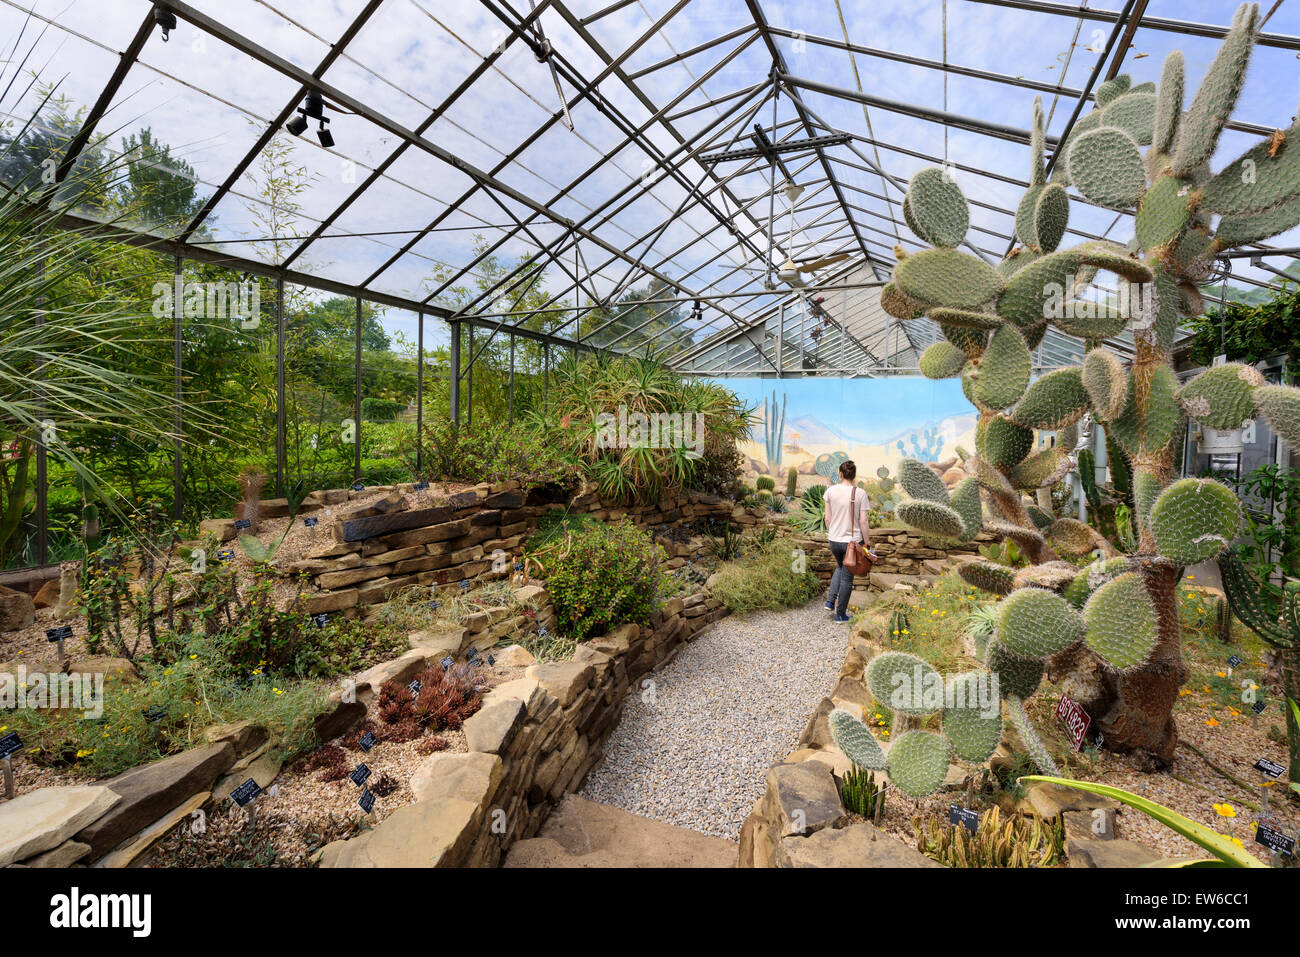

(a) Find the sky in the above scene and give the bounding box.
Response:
[1,0,1297,352]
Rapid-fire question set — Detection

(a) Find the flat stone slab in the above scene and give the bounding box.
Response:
[503,795,736,868]
[0,786,121,866]
[1023,781,1120,820]
[410,751,502,805]
[321,797,482,868]
[1068,837,1163,868]
[462,698,525,754]
[776,822,941,868]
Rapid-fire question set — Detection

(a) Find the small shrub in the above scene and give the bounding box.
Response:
[537,520,669,641]
[708,538,821,613]
[361,396,407,422]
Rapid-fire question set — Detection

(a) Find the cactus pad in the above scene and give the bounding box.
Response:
[973,324,1032,410]
[985,640,1044,699]
[996,586,1086,659]
[1149,477,1243,564]
[1094,75,1131,107]
[1253,384,1300,449]
[828,708,888,771]
[1215,195,1300,247]
[1101,90,1156,146]
[949,476,984,542]
[1082,348,1129,420]
[1177,362,1266,428]
[886,730,952,799]
[940,323,990,358]
[977,414,1034,471]
[897,500,965,538]
[1136,174,1193,249]
[928,307,1005,330]
[1203,119,1300,216]
[920,341,968,379]
[895,248,1003,310]
[958,558,1016,595]
[1009,447,1071,490]
[1009,368,1091,430]
[1083,571,1158,670]
[867,651,943,716]
[1152,50,1184,154]
[905,167,970,247]
[942,672,1003,762]
[898,458,950,503]
[880,281,930,320]
[1047,518,1102,556]
[1171,2,1259,177]
[1068,126,1147,209]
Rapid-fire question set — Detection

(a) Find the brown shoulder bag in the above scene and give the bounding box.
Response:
[842,487,874,576]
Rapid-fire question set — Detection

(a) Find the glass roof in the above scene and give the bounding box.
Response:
[2,0,1297,374]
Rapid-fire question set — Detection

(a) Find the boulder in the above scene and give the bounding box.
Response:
[321,797,482,868]
[1022,781,1119,821]
[95,791,210,869]
[492,644,537,668]
[201,721,269,758]
[774,822,941,868]
[32,577,61,610]
[462,698,526,754]
[410,751,502,805]
[0,584,35,633]
[525,661,594,708]
[74,742,235,859]
[760,761,848,839]
[0,786,121,866]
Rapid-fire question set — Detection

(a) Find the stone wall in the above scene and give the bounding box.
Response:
[791,528,998,593]
[316,586,730,868]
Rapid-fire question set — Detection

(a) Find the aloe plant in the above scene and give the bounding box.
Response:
[1021,776,1267,868]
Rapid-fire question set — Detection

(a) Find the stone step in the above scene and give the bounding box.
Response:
[502,794,736,868]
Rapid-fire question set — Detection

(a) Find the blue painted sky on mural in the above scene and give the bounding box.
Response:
[718,376,970,446]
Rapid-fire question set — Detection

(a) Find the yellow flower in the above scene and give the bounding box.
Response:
[881,730,890,737]
[1213,803,1236,819]
[1178,689,1192,696]
[902,629,909,635]
[189,654,198,660]
[273,687,283,695]
[1187,574,1195,579]
[1216,671,1226,678]
[1205,717,1219,727]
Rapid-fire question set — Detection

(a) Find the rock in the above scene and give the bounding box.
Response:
[482,678,543,714]
[503,795,735,868]
[0,584,35,633]
[407,626,466,656]
[830,675,872,711]
[303,589,358,614]
[797,696,834,750]
[212,750,282,802]
[774,822,941,868]
[0,787,120,865]
[525,661,594,708]
[804,749,854,777]
[512,584,548,605]
[353,649,436,699]
[199,518,236,542]
[95,791,210,869]
[67,657,138,682]
[33,577,61,609]
[313,700,365,742]
[322,798,482,868]
[410,752,502,805]
[492,644,537,668]
[1023,781,1119,820]
[1068,837,1163,868]
[23,839,91,868]
[202,721,269,758]
[463,698,526,754]
[760,761,849,838]
[1062,808,1115,843]
[74,742,235,860]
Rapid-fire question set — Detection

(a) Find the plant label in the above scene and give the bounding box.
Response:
[513,561,524,572]
[45,625,73,643]
[215,548,235,564]
[486,655,496,667]
[141,706,166,723]
[466,646,479,661]
[1254,822,1294,856]
[1254,758,1286,779]
[1227,654,1243,669]
[413,482,429,491]
[948,804,979,834]
[349,763,371,787]
[1055,694,1091,751]
[459,579,470,590]
[358,731,377,753]
[230,778,262,807]
[351,482,365,492]
[538,627,548,639]
[1252,700,1267,715]
[312,613,331,627]
[304,516,319,528]
[0,731,22,760]
[233,518,251,530]
[439,656,454,672]
[408,679,422,698]
[358,788,375,814]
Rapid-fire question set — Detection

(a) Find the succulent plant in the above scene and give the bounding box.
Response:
[883,3,1300,767]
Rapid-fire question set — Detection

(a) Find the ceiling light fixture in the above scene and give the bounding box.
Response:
[286,91,336,148]
[152,6,178,42]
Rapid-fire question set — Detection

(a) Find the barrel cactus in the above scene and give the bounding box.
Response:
[882,3,1300,767]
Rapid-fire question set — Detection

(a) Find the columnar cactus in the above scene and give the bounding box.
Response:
[763,389,786,469]
[885,3,1300,767]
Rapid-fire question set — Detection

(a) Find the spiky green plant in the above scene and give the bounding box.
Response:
[882,5,1300,766]
[786,465,798,498]
[763,388,786,468]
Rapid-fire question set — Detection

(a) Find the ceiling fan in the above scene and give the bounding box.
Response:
[775,251,852,287]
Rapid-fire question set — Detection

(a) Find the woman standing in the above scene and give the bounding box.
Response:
[823,460,871,622]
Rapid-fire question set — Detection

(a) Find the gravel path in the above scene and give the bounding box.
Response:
[581,598,848,841]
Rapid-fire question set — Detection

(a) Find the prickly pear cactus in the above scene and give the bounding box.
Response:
[882,3,1300,767]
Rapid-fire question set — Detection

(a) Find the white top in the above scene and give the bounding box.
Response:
[824,482,870,544]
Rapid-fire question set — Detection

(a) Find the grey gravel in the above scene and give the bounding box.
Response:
[580,598,848,841]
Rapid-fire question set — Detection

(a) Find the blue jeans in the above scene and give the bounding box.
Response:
[827,540,853,617]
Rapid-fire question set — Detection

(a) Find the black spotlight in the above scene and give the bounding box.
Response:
[317,118,334,149]
[285,112,308,137]
[153,5,177,42]
[303,90,325,120]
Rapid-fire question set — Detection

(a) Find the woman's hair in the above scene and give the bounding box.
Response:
[838,460,857,481]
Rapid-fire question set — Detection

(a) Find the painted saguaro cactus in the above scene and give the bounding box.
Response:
[881,3,1300,767]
